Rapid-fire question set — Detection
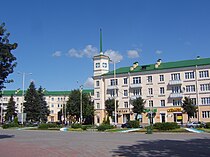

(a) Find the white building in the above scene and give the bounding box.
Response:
[0,90,93,122]
[93,54,210,125]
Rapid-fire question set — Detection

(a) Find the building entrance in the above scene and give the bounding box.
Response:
[173,113,183,123]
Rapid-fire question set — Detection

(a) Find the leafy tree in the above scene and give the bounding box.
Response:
[24,82,41,122]
[182,97,197,122]
[132,97,145,120]
[66,89,94,124]
[5,94,17,121]
[0,22,18,92]
[37,86,50,123]
[105,98,118,118]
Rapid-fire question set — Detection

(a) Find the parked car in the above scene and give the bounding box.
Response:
[186,121,206,128]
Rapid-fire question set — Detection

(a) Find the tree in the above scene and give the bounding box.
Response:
[37,87,50,123]
[182,97,197,122]
[24,82,41,122]
[0,22,18,92]
[66,89,94,124]
[5,94,17,121]
[132,97,146,120]
[105,98,118,119]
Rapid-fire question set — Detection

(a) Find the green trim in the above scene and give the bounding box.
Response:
[104,57,210,76]
[2,89,94,97]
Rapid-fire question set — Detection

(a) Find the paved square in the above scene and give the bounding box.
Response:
[0,129,210,157]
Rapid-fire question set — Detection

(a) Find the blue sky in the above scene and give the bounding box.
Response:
[1,0,210,91]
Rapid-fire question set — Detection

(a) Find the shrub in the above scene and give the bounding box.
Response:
[81,125,88,131]
[71,123,82,129]
[38,123,59,129]
[97,124,114,131]
[206,122,210,129]
[2,122,19,129]
[127,120,140,128]
[153,122,180,131]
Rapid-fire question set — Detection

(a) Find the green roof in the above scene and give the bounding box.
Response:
[2,89,94,97]
[104,57,210,76]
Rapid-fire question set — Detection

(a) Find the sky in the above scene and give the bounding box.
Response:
[1,0,210,91]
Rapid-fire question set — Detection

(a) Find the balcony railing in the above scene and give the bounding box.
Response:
[130,95,141,100]
[169,93,183,98]
[130,83,142,88]
[107,85,118,90]
[168,80,182,85]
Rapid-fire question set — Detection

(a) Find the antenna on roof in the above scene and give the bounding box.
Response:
[100,28,103,54]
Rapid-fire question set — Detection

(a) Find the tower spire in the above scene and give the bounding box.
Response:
[100,28,103,54]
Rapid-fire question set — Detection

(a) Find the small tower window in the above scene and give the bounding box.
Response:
[96,63,100,68]
[102,63,107,68]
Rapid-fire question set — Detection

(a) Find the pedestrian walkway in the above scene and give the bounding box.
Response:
[184,128,204,133]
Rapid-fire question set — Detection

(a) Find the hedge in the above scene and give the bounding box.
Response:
[153,122,180,130]
[97,124,114,131]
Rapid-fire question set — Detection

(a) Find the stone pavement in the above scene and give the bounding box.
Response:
[0,129,210,157]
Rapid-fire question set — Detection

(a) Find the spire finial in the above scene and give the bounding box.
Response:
[100,28,103,54]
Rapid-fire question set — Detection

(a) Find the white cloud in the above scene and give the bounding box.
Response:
[67,45,98,58]
[104,49,123,63]
[127,49,140,58]
[52,51,62,57]
[84,77,94,88]
[155,50,163,54]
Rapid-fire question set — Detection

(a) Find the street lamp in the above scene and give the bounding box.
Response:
[80,85,83,124]
[18,72,32,125]
[112,60,120,126]
[0,90,3,124]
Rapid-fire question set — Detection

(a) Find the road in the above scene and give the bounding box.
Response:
[0,129,210,157]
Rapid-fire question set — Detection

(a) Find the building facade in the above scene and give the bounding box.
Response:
[0,90,93,123]
[93,55,210,125]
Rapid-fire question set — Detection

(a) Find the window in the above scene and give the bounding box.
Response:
[159,75,164,82]
[149,100,153,107]
[123,78,128,84]
[186,85,195,92]
[201,97,210,105]
[51,104,54,107]
[96,92,100,98]
[173,99,182,106]
[61,104,63,108]
[133,88,141,95]
[133,77,141,84]
[95,63,100,68]
[124,90,128,97]
[172,86,181,93]
[51,97,54,101]
[160,100,165,107]
[148,88,153,95]
[124,102,128,108]
[199,70,209,78]
[51,110,54,114]
[147,76,152,83]
[200,84,210,91]
[171,73,180,80]
[102,62,107,68]
[110,89,118,97]
[97,103,100,109]
[190,98,196,105]
[160,87,165,95]
[185,72,195,79]
[58,104,60,107]
[110,79,118,86]
[202,111,210,118]
[58,97,60,101]
[96,80,100,86]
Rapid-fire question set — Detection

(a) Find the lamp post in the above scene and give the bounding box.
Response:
[0,90,3,124]
[18,72,32,125]
[80,85,83,124]
[113,60,120,126]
